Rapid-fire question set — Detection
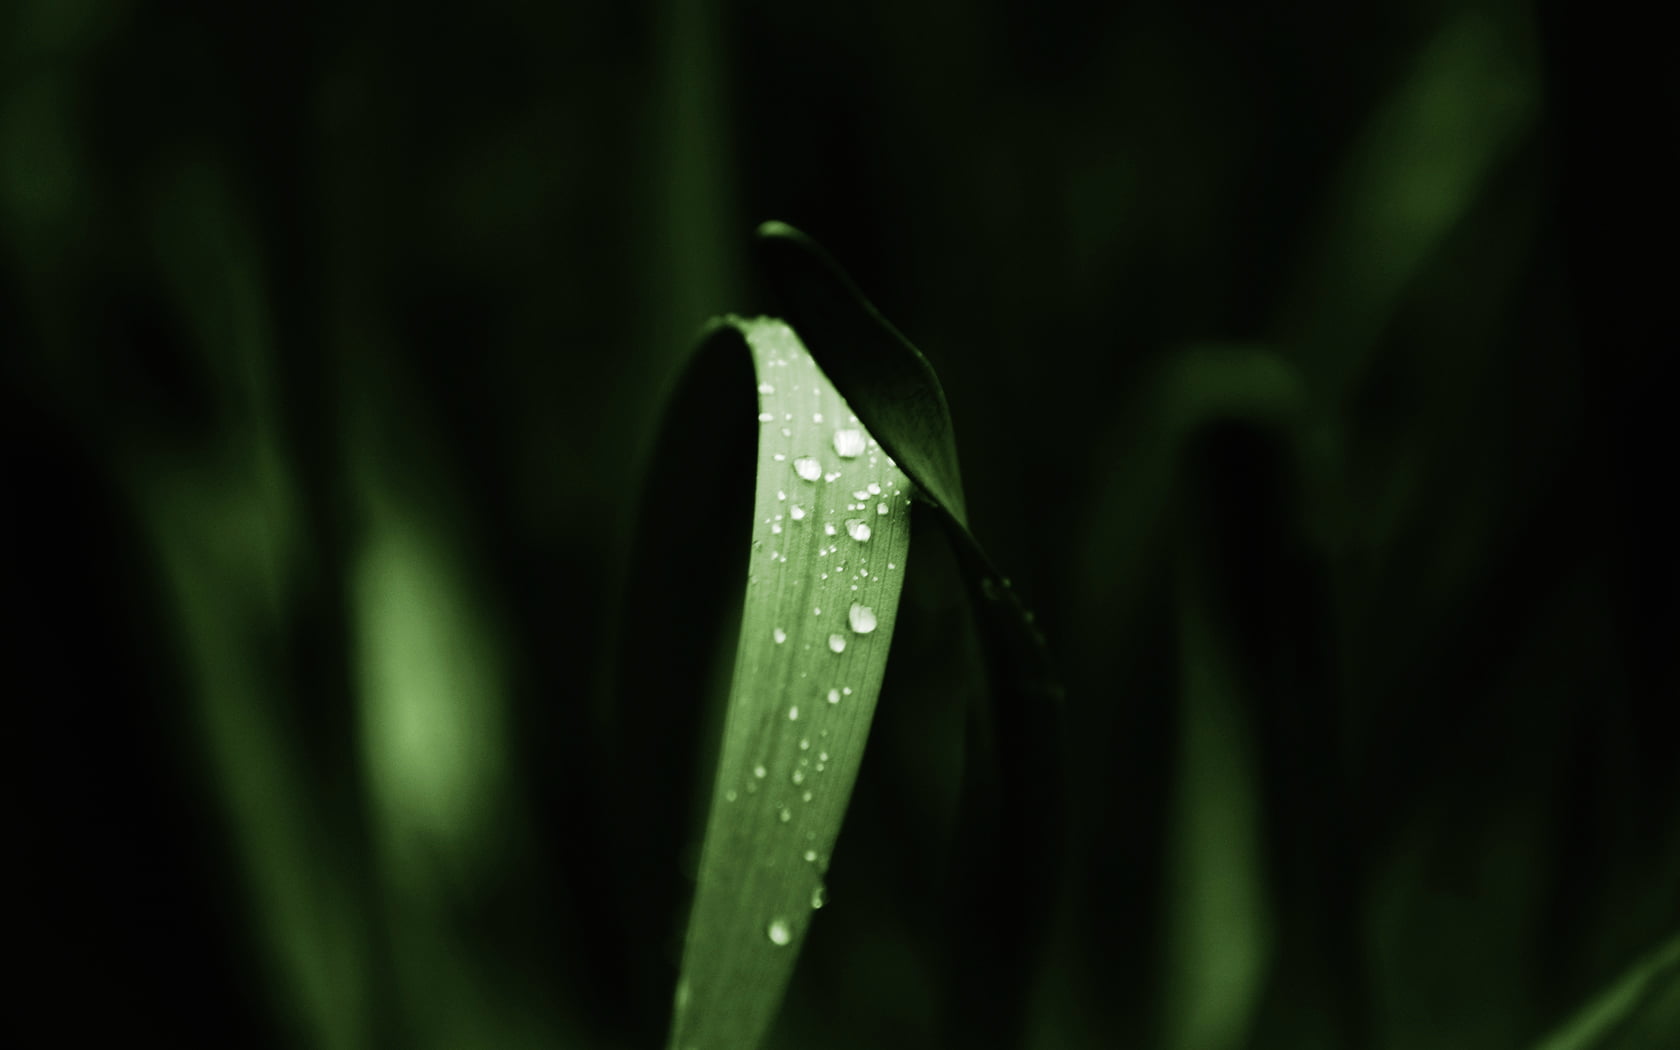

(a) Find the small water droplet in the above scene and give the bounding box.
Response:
[848,604,878,634]
[877,502,889,515]
[725,789,738,802]
[823,470,842,482]
[824,523,837,536]
[789,706,799,721]
[758,382,775,394]
[813,412,824,423]
[803,849,818,863]
[827,634,846,653]
[771,523,782,534]
[868,482,881,495]
[846,519,872,542]
[792,769,805,785]
[818,751,829,762]
[832,429,866,458]
[767,918,791,945]
[801,790,813,802]
[793,457,822,482]
[827,688,840,704]
[790,505,806,520]
[773,628,787,644]
[842,686,852,696]
[754,765,767,779]
[810,885,825,909]
[758,411,775,423]
[852,489,871,501]
[799,737,810,749]
[779,807,792,823]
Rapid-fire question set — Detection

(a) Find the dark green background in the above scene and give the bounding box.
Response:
[9,0,1674,1047]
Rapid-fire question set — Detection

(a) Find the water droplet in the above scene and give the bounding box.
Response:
[848,604,878,634]
[867,482,882,495]
[803,849,818,863]
[758,411,775,423]
[827,688,840,704]
[773,452,786,461]
[852,489,872,501]
[818,751,829,762]
[790,505,806,520]
[877,502,889,515]
[758,381,776,394]
[793,457,822,482]
[842,687,852,696]
[813,412,824,423]
[810,886,825,909]
[801,790,813,802]
[827,634,846,653]
[789,706,799,721]
[824,470,842,482]
[754,765,767,779]
[832,429,866,458]
[773,628,787,644]
[799,737,810,750]
[824,523,837,536]
[779,807,792,823]
[767,919,791,945]
[725,789,738,802]
[771,523,782,534]
[846,519,872,542]
[792,769,805,785]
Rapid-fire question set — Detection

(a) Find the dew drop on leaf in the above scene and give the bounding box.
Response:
[810,886,825,909]
[877,502,889,515]
[828,634,846,653]
[793,457,822,482]
[848,604,878,634]
[773,627,787,644]
[827,688,840,704]
[789,706,799,721]
[754,765,767,779]
[767,918,791,946]
[832,428,866,458]
[790,505,806,520]
[846,519,872,542]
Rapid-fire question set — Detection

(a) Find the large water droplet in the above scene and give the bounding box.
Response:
[845,519,872,542]
[767,918,791,946]
[832,429,866,458]
[827,634,846,653]
[848,604,878,634]
[793,457,822,482]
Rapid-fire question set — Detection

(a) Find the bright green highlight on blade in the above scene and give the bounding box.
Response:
[666,317,913,1050]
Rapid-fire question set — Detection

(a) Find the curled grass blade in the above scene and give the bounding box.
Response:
[754,221,1066,1046]
[666,317,914,1050]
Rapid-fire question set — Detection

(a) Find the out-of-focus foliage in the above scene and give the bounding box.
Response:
[10,0,1674,1047]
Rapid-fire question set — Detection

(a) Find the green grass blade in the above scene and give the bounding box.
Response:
[665,316,914,1050]
[1530,933,1680,1050]
[754,222,1066,1047]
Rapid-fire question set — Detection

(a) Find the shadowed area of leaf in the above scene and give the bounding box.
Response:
[755,221,1067,1049]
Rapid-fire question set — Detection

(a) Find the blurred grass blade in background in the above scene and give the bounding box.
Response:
[666,316,913,1050]
[1531,932,1680,1050]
